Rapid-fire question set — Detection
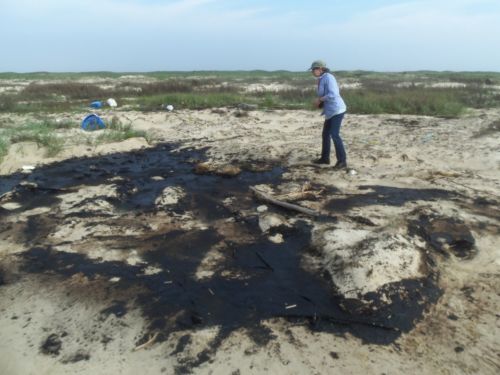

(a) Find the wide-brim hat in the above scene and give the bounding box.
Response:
[308,60,327,70]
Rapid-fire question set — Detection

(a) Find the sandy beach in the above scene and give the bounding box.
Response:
[1,104,499,374]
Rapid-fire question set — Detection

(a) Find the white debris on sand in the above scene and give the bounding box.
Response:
[258,213,287,233]
[154,186,186,207]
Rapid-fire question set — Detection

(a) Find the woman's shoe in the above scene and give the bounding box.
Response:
[332,161,347,170]
[313,158,330,165]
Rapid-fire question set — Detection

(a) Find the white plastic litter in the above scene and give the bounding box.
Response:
[1,202,23,210]
[165,104,174,112]
[107,98,118,107]
[257,205,268,213]
[21,165,36,172]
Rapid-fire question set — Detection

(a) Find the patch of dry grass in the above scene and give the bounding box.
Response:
[0,71,499,115]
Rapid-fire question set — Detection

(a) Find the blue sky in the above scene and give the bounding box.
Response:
[1,0,499,72]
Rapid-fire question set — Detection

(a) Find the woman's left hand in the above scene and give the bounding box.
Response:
[314,98,323,108]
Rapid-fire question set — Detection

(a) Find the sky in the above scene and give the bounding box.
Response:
[1,0,499,72]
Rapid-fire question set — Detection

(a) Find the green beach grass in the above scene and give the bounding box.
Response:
[1,70,499,164]
[0,117,154,163]
[0,119,71,158]
[1,70,499,116]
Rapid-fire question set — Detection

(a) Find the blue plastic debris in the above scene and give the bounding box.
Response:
[81,114,106,131]
[90,101,102,109]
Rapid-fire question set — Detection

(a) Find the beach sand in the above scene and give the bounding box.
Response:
[1,106,499,374]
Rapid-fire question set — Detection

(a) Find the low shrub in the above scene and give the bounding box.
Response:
[22,82,107,100]
[95,116,149,144]
[137,93,248,110]
[343,87,466,117]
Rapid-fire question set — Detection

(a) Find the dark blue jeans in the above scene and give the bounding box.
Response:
[321,112,346,163]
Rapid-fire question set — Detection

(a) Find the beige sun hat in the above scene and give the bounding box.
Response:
[308,60,327,70]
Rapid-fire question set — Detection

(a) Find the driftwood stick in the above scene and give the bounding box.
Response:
[250,187,319,216]
[133,332,159,351]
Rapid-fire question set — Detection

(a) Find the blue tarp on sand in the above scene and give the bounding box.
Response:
[81,114,106,131]
[90,101,103,109]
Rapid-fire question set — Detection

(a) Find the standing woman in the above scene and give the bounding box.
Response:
[310,60,347,170]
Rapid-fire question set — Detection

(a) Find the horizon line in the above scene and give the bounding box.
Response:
[1,69,500,75]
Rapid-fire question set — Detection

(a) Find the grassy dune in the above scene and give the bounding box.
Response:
[1,70,499,116]
[1,70,499,163]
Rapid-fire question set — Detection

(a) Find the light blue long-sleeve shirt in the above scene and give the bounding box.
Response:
[317,72,346,119]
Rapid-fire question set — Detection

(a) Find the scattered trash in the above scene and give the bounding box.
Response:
[106,98,117,108]
[165,104,174,112]
[347,169,357,176]
[81,114,106,131]
[285,304,297,310]
[22,165,36,172]
[90,101,103,109]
